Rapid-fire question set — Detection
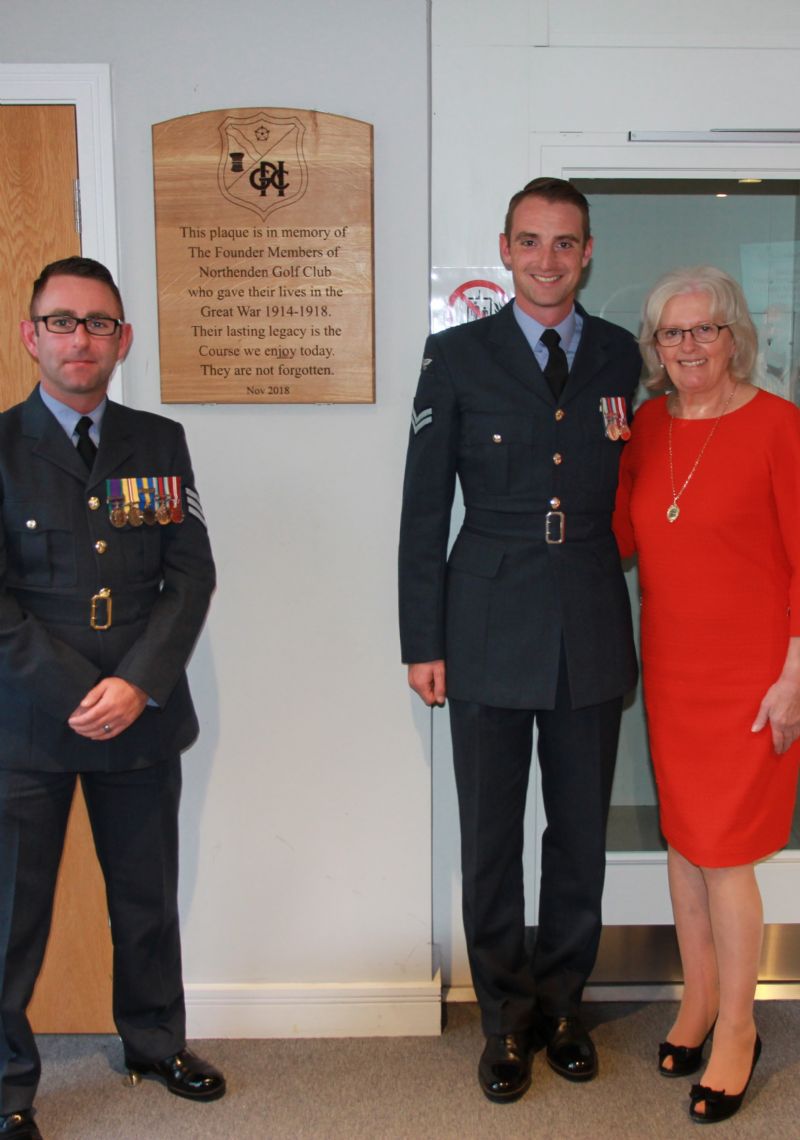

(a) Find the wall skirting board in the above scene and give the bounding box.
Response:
[186,972,442,1038]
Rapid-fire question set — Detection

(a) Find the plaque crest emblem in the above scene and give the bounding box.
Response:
[218,112,308,221]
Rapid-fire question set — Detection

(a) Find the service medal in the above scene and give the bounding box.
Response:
[138,477,157,525]
[105,479,128,528]
[168,475,184,523]
[155,477,171,524]
[599,396,631,442]
[123,477,143,526]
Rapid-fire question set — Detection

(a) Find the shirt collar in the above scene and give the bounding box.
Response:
[513,302,578,351]
[38,384,107,441]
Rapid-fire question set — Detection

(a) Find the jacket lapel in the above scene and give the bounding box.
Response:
[23,387,90,483]
[91,400,135,485]
[22,387,136,489]
[487,303,554,406]
[562,303,613,405]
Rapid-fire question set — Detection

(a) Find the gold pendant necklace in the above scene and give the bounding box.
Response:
[666,385,736,523]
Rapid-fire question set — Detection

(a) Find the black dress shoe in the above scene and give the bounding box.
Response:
[0,1110,43,1139]
[125,1047,226,1101]
[544,1016,597,1082]
[478,1032,533,1103]
[689,1034,761,1124]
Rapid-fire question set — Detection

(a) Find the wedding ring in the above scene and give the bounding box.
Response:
[103,723,112,734]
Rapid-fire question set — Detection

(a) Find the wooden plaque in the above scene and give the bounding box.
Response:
[153,108,374,403]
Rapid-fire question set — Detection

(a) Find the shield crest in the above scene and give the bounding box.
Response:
[217,112,308,221]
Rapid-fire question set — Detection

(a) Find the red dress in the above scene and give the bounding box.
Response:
[614,389,800,866]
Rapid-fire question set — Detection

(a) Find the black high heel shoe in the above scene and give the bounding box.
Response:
[689,1034,761,1124]
[658,1023,715,1078]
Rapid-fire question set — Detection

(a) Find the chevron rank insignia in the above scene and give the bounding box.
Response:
[411,406,433,434]
[421,356,433,371]
[185,486,207,527]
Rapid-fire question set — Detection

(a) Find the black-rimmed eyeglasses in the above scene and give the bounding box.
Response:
[654,323,730,347]
[33,315,123,336]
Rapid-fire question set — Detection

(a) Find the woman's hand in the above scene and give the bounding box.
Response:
[753,642,800,755]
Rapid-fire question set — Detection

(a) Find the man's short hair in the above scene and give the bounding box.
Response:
[504,177,591,244]
[30,257,124,319]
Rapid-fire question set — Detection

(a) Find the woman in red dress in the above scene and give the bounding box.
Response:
[614,266,800,1123]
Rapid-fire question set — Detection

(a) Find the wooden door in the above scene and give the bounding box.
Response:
[0,104,114,1031]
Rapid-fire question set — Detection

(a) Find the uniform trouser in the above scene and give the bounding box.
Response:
[449,658,622,1037]
[0,758,185,1114]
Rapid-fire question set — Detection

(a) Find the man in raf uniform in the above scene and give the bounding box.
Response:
[399,179,640,1101]
[0,258,224,1140]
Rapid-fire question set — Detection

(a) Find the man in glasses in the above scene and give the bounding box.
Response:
[400,179,640,1103]
[0,258,223,1140]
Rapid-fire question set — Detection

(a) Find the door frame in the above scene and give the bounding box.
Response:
[0,65,122,1030]
[0,63,122,400]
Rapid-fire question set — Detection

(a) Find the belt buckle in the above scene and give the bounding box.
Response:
[90,587,112,630]
[545,510,565,544]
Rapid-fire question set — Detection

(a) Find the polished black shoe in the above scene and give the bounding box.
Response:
[478,1032,534,1103]
[658,1025,714,1078]
[544,1016,597,1082]
[125,1047,226,1101]
[689,1034,761,1124]
[0,1110,43,1139]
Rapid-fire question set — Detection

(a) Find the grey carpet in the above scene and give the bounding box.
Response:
[34,1001,800,1138]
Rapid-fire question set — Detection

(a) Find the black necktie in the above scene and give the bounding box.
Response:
[541,328,569,401]
[75,415,97,469]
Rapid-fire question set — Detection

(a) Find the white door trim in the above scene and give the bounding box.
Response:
[0,63,122,400]
[531,133,800,184]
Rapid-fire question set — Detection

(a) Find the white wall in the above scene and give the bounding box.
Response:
[2,0,437,1035]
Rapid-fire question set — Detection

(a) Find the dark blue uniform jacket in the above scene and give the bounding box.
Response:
[399,301,640,709]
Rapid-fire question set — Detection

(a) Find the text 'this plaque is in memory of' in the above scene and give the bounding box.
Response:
[152,108,374,403]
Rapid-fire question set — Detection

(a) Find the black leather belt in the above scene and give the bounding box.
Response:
[10,585,159,629]
[464,508,612,544]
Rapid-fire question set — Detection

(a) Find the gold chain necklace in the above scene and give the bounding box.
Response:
[666,386,736,523]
